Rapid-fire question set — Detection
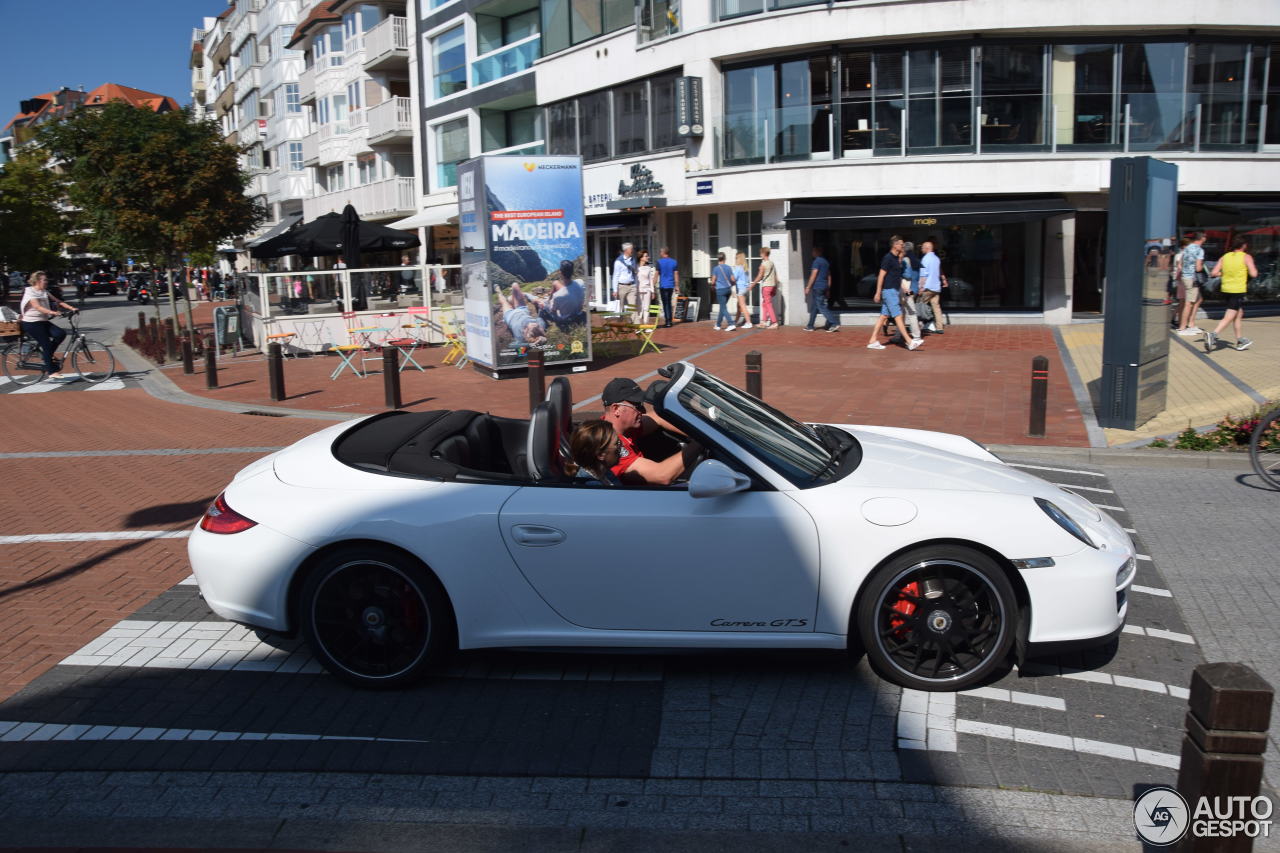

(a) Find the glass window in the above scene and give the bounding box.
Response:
[332,93,348,131]
[638,0,679,43]
[357,153,378,184]
[433,26,467,99]
[1051,44,1116,148]
[980,44,1046,148]
[288,142,304,171]
[325,164,345,191]
[735,210,763,295]
[1191,43,1249,147]
[602,0,632,33]
[435,118,469,188]
[541,0,570,55]
[613,81,648,155]
[1268,45,1280,146]
[650,73,679,149]
[285,82,301,113]
[708,212,719,256]
[724,65,774,164]
[346,81,362,111]
[508,106,543,147]
[718,0,765,20]
[904,47,973,153]
[504,9,539,42]
[1121,43,1188,150]
[579,90,611,162]
[327,29,344,65]
[839,50,875,153]
[571,0,602,44]
[546,100,577,154]
[873,50,905,155]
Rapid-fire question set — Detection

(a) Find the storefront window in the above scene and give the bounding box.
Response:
[547,100,577,154]
[907,46,973,153]
[819,225,1036,312]
[980,44,1046,149]
[724,65,775,165]
[1050,45,1116,149]
[1121,43,1189,150]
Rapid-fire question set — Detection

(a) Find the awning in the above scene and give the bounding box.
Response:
[1179,198,1280,224]
[784,196,1073,230]
[389,208,458,230]
[245,212,303,247]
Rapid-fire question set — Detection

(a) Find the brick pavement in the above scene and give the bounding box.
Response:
[155,323,1090,447]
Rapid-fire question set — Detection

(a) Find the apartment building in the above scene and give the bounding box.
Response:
[290,0,416,230]
[519,0,1280,324]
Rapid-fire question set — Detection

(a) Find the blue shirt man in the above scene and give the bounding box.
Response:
[804,246,840,332]
[918,238,945,335]
[655,247,680,326]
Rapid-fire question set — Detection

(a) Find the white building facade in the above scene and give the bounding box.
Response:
[522,0,1280,324]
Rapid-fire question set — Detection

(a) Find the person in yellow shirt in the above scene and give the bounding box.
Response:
[1204,237,1259,353]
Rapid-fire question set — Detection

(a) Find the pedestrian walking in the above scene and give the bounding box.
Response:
[896,241,923,346]
[734,252,754,328]
[754,246,779,328]
[711,253,737,331]
[656,247,679,327]
[918,238,946,334]
[1175,231,1206,335]
[635,249,656,325]
[867,236,921,351]
[612,243,637,316]
[1204,236,1258,352]
[804,246,840,332]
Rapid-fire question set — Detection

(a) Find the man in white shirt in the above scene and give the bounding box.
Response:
[918,238,947,335]
[612,243,637,315]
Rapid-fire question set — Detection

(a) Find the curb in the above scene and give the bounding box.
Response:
[112,336,359,422]
[987,443,1255,470]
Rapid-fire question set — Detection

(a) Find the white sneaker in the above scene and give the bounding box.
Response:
[926,322,938,332]
[740,321,753,328]
[724,324,736,331]
[867,341,886,350]
[908,338,923,351]
[1175,328,1200,336]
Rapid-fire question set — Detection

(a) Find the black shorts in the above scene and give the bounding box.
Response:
[1224,293,1246,311]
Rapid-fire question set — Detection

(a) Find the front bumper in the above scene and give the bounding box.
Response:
[1020,547,1134,647]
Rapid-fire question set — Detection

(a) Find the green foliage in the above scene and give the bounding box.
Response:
[0,149,71,270]
[36,102,264,267]
[1149,403,1279,451]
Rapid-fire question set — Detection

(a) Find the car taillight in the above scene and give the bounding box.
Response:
[200,493,257,534]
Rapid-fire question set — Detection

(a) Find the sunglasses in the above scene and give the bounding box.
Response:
[614,401,645,414]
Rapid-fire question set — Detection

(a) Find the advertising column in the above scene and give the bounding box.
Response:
[458,155,590,372]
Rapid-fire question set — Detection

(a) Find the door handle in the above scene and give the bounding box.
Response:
[511,524,565,546]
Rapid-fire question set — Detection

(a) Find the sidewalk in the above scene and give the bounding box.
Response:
[139,304,1276,451]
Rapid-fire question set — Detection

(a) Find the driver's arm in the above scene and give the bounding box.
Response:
[618,440,702,486]
[639,410,684,438]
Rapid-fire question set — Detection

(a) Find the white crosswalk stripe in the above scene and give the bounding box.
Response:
[84,376,126,391]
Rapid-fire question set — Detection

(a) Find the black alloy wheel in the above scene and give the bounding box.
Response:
[300,546,452,688]
[858,545,1016,691]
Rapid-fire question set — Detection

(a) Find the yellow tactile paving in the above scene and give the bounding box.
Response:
[1059,315,1280,447]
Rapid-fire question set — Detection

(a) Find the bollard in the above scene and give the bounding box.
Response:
[163,322,177,361]
[148,317,160,347]
[203,335,218,389]
[1028,355,1048,438]
[267,342,285,402]
[1175,663,1273,852]
[527,348,545,415]
[746,350,763,400]
[137,312,147,340]
[383,347,402,409]
[181,338,194,375]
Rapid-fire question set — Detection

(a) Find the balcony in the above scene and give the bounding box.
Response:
[299,66,316,104]
[364,16,409,72]
[302,132,319,166]
[367,97,413,145]
[471,35,539,87]
[303,176,415,222]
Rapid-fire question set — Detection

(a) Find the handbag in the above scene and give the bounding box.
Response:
[916,297,934,323]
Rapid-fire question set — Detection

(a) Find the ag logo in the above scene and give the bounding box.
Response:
[523,162,536,172]
[1134,786,1189,846]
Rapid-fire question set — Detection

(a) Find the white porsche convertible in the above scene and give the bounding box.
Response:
[190,361,1135,692]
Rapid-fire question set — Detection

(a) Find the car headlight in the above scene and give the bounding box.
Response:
[1035,498,1098,549]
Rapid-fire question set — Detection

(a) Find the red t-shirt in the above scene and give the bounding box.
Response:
[610,431,644,479]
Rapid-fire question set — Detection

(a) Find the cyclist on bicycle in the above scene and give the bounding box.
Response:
[18,271,78,379]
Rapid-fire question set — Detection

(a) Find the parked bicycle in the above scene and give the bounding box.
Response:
[1250,406,1280,490]
[1,310,116,385]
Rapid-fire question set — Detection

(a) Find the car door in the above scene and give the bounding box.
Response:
[498,484,821,633]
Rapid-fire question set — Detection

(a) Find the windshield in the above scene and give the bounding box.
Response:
[675,368,837,485]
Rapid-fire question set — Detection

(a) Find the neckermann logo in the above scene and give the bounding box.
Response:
[524,162,577,171]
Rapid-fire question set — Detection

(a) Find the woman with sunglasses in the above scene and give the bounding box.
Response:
[564,420,623,486]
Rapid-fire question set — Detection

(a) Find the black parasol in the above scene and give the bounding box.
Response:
[249,210,419,259]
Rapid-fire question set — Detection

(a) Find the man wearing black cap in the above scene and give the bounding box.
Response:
[599,377,698,485]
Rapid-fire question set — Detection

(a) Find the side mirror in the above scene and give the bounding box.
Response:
[688,459,751,499]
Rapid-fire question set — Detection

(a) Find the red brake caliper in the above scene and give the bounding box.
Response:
[889,582,920,638]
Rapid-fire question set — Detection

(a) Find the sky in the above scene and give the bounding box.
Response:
[0,0,221,125]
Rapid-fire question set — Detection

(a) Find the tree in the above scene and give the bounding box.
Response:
[37,102,263,329]
[0,149,71,272]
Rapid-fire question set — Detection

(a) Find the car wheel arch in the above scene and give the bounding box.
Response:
[845,537,1030,650]
[285,538,458,650]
